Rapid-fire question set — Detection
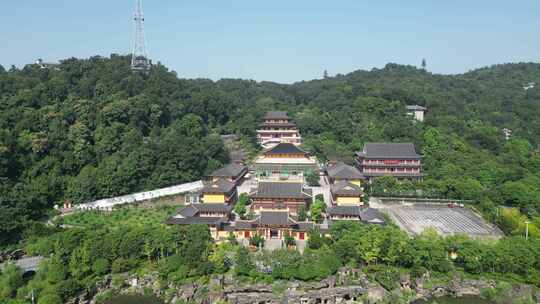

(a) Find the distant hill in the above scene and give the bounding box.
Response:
[1,55,539,245]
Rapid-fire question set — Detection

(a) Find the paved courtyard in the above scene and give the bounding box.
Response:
[371,198,502,239]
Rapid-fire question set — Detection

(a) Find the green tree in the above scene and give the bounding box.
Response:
[307,228,326,250]
[304,170,320,186]
[310,199,326,223]
[92,258,111,275]
[0,263,23,299]
[234,193,249,219]
[297,206,307,221]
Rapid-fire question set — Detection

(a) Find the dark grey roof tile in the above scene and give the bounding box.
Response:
[359,208,386,224]
[327,162,365,179]
[253,182,311,199]
[361,143,421,159]
[328,205,362,216]
[331,181,363,196]
[202,179,236,193]
[210,163,247,178]
[264,111,289,119]
[264,143,307,155]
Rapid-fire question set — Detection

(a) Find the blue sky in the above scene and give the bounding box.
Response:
[1,0,539,83]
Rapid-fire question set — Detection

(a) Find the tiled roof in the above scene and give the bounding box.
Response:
[167,203,232,226]
[174,203,232,218]
[327,162,365,180]
[360,143,421,159]
[258,122,297,128]
[252,182,312,199]
[202,179,236,193]
[264,111,289,119]
[406,105,427,111]
[359,208,386,224]
[177,205,199,218]
[167,216,225,225]
[297,222,315,231]
[331,181,363,196]
[193,203,233,213]
[264,143,307,155]
[259,211,293,226]
[234,220,256,230]
[210,163,247,178]
[328,205,361,217]
[235,211,315,231]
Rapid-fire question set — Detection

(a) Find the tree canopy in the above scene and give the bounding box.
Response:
[1,55,540,245]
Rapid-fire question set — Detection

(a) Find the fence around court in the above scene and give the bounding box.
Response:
[75,180,204,211]
[378,197,474,206]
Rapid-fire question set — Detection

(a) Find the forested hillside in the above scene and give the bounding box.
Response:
[1,55,540,245]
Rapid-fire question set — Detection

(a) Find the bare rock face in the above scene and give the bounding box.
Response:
[366,283,388,303]
[178,283,197,302]
[453,279,494,297]
[226,292,281,304]
[284,286,366,304]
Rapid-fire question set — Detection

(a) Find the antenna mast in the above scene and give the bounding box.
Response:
[131,0,150,72]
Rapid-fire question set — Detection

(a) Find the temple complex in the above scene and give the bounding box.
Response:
[256,111,302,148]
[250,181,312,215]
[234,210,314,242]
[325,161,365,186]
[330,181,364,206]
[208,163,248,185]
[253,143,319,181]
[201,179,238,204]
[167,112,396,248]
[167,203,233,239]
[355,143,422,181]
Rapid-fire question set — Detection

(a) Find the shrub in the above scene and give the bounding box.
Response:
[249,234,265,248]
[283,231,296,247]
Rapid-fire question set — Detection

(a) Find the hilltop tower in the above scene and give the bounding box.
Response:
[131,0,150,72]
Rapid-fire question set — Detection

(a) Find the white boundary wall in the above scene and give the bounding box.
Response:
[76,180,203,211]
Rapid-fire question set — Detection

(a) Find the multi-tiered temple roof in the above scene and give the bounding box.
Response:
[257,111,302,148]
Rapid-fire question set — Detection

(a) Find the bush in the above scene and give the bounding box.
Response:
[249,234,265,248]
[283,231,296,247]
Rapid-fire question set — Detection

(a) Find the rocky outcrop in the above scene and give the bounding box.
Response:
[78,268,540,304]
[413,274,496,300]
[284,286,365,304]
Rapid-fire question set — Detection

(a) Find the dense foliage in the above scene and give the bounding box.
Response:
[1,55,540,246]
[2,218,540,303]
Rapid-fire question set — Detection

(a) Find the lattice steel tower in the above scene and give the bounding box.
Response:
[131,0,150,72]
